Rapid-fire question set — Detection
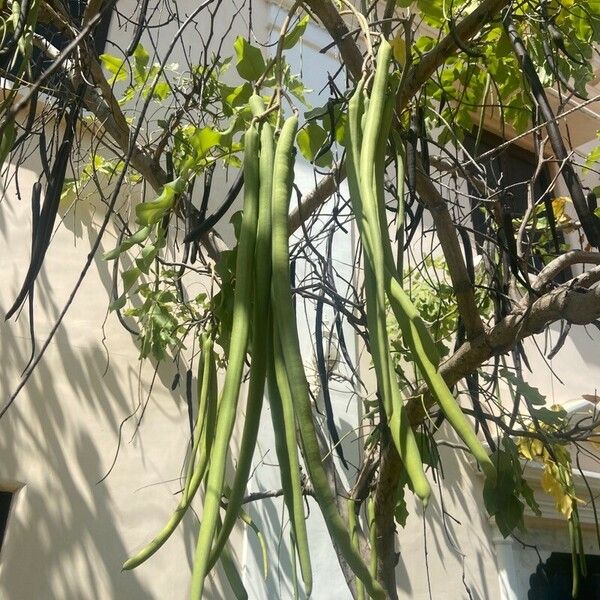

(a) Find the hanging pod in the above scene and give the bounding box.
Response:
[190,123,260,600]
[123,333,218,570]
[270,114,385,600]
[207,113,275,571]
[345,41,431,503]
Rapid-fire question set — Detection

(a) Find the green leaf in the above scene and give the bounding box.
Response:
[585,143,600,169]
[531,405,567,428]
[494,494,525,537]
[151,81,171,101]
[122,267,142,293]
[103,226,152,260]
[135,244,157,274]
[132,44,149,83]
[109,294,127,311]
[190,127,221,158]
[394,493,409,527]
[136,178,186,225]
[416,0,444,27]
[297,123,326,160]
[498,368,546,406]
[233,36,266,81]
[223,82,253,109]
[521,480,541,517]
[100,53,128,83]
[287,73,311,106]
[283,15,309,49]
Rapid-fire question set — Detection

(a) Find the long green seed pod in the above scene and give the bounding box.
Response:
[266,345,296,520]
[270,114,385,600]
[363,260,431,501]
[391,129,406,276]
[569,517,579,599]
[385,273,494,479]
[207,120,275,570]
[347,78,392,417]
[357,44,399,423]
[347,499,365,600]
[367,497,377,580]
[190,124,260,600]
[290,531,300,600]
[372,89,432,499]
[216,517,249,600]
[186,334,218,484]
[346,45,430,502]
[238,507,269,580]
[123,335,217,570]
[272,324,312,595]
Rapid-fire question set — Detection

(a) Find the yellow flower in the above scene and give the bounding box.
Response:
[390,36,406,65]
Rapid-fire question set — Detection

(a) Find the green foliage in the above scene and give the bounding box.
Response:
[484,437,541,537]
[136,177,186,225]
[283,15,310,50]
[410,0,600,143]
[234,37,266,81]
[296,122,332,167]
[100,52,128,84]
[388,257,492,377]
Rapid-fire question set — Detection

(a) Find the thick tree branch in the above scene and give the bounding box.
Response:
[31,30,167,192]
[292,0,511,237]
[304,0,512,109]
[302,0,364,77]
[532,251,600,293]
[396,0,511,110]
[289,163,346,234]
[373,441,401,600]
[406,280,600,425]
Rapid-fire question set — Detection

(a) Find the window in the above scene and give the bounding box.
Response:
[0,491,13,552]
[528,552,600,599]
[463,130,552,249]
[463,130,570,282]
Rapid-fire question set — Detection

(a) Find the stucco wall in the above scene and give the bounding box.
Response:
[1,2,600,599]
[0,1,271,597]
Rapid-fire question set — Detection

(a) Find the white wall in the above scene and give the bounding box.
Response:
[2,2,600,599]
[0,1,272,598]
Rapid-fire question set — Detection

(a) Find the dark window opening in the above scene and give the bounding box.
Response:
[463,130,570,282]
[528,552,600,599]
[0,491,14,552]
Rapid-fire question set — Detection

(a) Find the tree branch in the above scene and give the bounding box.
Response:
[302,0,364,77]
[289,163,346,234]
[373,441,401,600]
[396,0,511,111]
[505,14,600,247]
[406,280,600,425]
[532,250,600,293]
[31,29,167,192]
[291,0,512,238]
[415,168,485,339]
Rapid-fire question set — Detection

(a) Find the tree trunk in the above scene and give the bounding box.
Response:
[374,440,402,599]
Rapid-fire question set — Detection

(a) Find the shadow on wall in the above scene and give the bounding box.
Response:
[0,166,197,597]
[0,179,245,598]
[0,322,156,599]
[394,426,497,600]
